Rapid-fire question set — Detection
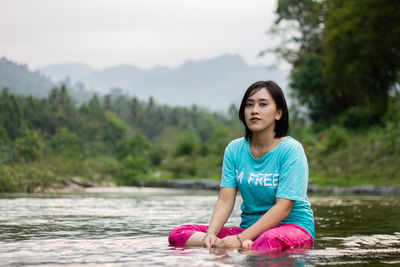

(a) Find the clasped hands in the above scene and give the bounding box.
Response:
[203,233,253,249]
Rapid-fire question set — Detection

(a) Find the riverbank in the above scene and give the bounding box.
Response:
[27,177,400,195]
[32,176,117,193]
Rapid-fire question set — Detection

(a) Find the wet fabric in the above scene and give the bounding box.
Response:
[168,223,314,250]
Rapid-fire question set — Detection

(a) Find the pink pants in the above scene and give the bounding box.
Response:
[168,223,314,251]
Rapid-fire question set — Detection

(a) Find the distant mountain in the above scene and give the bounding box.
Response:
[0,57,94,104]
[39,55,290,111]
[0,57,54,98]
[39,62,96,82]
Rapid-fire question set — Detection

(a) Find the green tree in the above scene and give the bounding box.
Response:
[103,94,113,111]
[0,88,22,139]
[13,127,44,162]
[269,0,324,64]
[103,111,129,148]
[86,94,104,119]
[115,133,152,184]
[272,0,400,128]
[173,131,200,157]
[46,85,78,134]
[116,133,151,160]
[23,95,48,131]
[52,127,81,159]
[323,0,400,127]
[290,53,332,124]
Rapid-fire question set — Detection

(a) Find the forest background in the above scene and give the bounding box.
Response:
[1,0,399,192]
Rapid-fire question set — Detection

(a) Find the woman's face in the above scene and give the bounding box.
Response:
[244,88,282,135]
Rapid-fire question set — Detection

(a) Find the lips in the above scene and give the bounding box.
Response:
[250,117,261,122]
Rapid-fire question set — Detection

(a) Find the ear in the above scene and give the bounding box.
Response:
[275,109,283,121]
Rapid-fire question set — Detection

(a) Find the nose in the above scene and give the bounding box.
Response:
[251,104,259,114]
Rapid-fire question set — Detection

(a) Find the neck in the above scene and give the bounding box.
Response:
[250,129,276,148]
[249,128,286,159]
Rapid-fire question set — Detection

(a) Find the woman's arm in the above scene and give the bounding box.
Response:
[239,198,293,241]
[219,198,293,248]
[203,187,237,248]
[208,187,237,233]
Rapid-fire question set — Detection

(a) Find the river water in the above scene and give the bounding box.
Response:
[1,187,399,266]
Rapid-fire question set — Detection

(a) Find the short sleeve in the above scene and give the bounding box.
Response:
[220,144,238,188]
[276,144,308,201]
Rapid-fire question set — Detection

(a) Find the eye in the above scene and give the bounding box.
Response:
[260,103,267,107]
[246,103,253,107]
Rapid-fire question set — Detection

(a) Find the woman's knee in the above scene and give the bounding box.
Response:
[251,224,313,250]
[252,230,283,250]
[168,224,206,246]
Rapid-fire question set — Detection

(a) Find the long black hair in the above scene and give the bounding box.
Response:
[238,81,289,140]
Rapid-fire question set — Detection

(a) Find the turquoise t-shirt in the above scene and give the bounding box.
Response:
[220,136,315,240]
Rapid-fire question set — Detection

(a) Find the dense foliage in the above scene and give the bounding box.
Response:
[1,85,399,192]
[272,0,400,128]
[291,92,400,187]
[0,87,243,192]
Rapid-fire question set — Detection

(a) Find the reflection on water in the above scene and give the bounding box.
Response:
[1,187,400,266]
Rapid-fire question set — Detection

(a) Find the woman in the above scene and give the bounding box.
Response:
[168,81,315,250]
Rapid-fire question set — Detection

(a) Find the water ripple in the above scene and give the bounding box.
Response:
[1,188,400,266]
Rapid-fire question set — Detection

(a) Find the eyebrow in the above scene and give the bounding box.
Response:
[246,98,269,102]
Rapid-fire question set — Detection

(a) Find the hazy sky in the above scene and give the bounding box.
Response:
[1,0,280,70]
